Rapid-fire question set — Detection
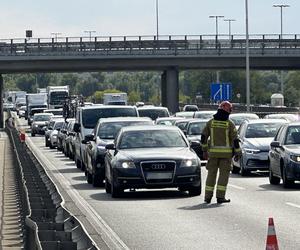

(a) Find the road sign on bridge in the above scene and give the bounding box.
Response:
[210,82,232,102]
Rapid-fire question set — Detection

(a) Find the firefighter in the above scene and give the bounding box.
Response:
[201,101,241,204]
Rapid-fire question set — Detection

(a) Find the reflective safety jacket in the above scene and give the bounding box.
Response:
[202,119,240,158]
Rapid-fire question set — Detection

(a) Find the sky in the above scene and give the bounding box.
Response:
[0,0,298,39]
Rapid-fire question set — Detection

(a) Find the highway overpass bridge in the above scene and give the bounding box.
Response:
[1,34,300,124]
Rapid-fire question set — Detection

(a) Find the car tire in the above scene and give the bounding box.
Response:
[92,173,104,187]
[111,178,123,198]
[105,177,111,194]
[86,171,92,184]
[45,138,49,147]
[31,132,35,137]
[240,158,249,176]
[282,167,294,188]
[187,184,201,196]
[76,157,81,169]
[269,168,280,185]
[231,165,240,174]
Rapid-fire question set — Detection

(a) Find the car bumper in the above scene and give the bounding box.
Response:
[243,151,270,170]
[32,126,47,135]
[112,167,201,189]
[286,161,300,180]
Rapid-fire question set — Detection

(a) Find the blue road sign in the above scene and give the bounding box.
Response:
[210,82,232,101]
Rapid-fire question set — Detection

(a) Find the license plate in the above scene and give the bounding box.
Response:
[259,153,268,161]
[146,172,173,180]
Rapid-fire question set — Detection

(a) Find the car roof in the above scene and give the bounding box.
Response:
[230,113,259,117]
[188,119,209,124]
[34,113,52,116]
[121,125,181,132]
[156,117,184,121]
[79,105,136,110]
[99,117,152,123]
[285,122,300,126]
[245,118,288,124]
[137,106,168,110]
[194,110,215,113]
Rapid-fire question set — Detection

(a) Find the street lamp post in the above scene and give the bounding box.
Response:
[224,19,236,39]
[245,0,250,112]
[273,4,290,95]
[156,0,159,39]
[84,30,96,42]
[209,15,224,84]
[51,32,62,42]
[209,15,225,39]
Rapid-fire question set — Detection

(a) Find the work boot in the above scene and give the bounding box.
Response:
[217,198,231,204]
[204,198,212,204]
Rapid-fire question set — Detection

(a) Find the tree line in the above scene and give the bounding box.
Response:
[3,70,300,107]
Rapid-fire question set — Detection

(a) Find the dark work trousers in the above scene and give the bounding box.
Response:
[204,158,232,199]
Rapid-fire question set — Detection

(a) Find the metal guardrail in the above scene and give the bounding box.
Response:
[6,113,98,250]
[0,34,299,57]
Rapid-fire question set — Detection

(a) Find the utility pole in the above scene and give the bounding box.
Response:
[245,0,250,112]
[156,0,159,39]
[209,15,224,83]
[224,19,236,39]
[84,30,96,42]
[51,32,62,42]
[273,4,290,95]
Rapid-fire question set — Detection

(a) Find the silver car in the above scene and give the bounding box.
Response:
[232,119,288,175]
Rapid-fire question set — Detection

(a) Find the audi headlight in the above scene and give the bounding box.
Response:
[121,161,136,169]
[33,124,38,128]
[180,159,198,167]
[52,135,57,138]
[244,148,260,154]
[290,155,300,162]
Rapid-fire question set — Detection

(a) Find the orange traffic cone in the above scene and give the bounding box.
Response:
[266,218,279,250]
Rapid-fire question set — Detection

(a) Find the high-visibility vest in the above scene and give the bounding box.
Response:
[202,119,240,158]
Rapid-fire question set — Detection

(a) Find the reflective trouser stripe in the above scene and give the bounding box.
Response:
[205,185,214,192]
[209,148,232,153]
[217,185,227,191]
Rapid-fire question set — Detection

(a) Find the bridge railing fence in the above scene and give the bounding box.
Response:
[0,34,300,56]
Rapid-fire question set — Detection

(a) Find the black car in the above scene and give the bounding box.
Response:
[84,117,153,187]
[269,122,300,188]
[104,125,202,197]
[184,119,209,161]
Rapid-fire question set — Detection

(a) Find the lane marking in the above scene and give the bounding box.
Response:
[228,184,245,190]
[286,202,300,209]
[27,136,130,250]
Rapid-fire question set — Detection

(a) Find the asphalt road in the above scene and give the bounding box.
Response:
[18,118,300,250]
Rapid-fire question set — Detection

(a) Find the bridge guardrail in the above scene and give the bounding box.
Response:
[0,34,299,57]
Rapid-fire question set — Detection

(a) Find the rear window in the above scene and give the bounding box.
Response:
[82,108,137,129]
[138,109,169,120]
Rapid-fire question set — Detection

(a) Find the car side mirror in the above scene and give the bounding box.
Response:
[84,134,95,142]
[56,128,61,131]
[73,123,80,133]
[105,143,115,150]
[270,141,281,148]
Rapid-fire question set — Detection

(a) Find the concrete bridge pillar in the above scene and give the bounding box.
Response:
[0,75,3,129]
[161,68,179,114]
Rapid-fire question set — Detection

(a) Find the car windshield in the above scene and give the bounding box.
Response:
[34,115,52,121]
[138,109,169,120]
[176,121,189,131]
[49,91,69,105]
[285,126,300,145]
[119,130,187,149]
[82,108,137,129]
[230,115,259,126]
[187,122,207,135]
[194,112,215,119]
[245,123,282,138]
[156,120,174,126]
[98,121,152,139]
[54,121,64,129]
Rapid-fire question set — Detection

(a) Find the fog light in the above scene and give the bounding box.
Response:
[123,180,127,184]
[96,163,101,168]
[190,177,194,181]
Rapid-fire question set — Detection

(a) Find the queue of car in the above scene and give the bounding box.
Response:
[24,104,300,196]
